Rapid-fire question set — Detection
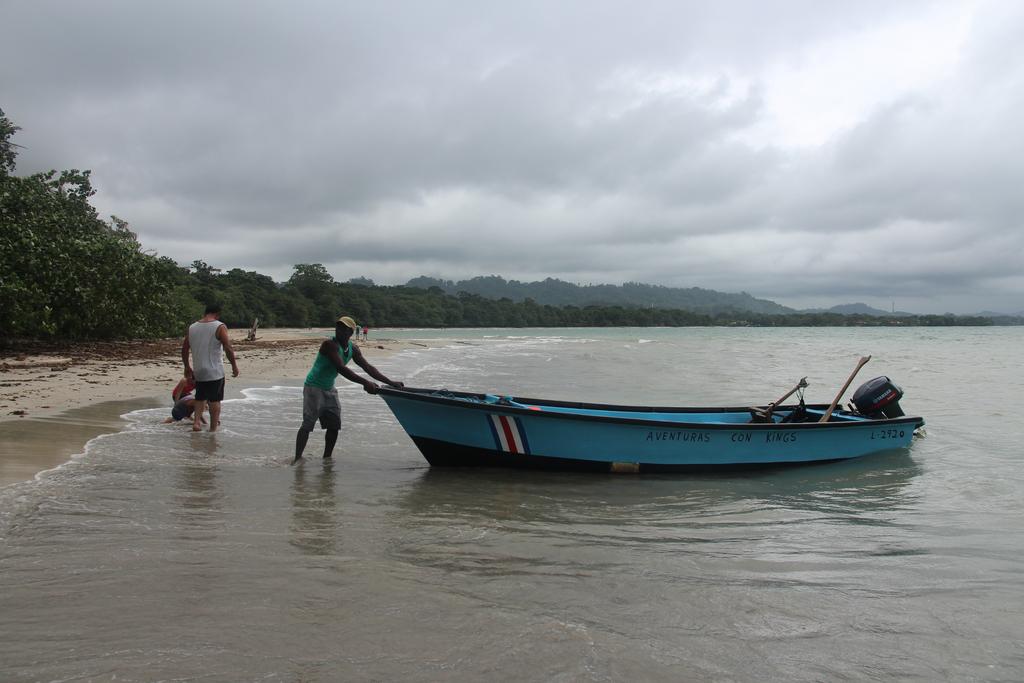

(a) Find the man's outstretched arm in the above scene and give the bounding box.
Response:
[323,340,379,393]
[216,323,239,377]
[352,346,403,388]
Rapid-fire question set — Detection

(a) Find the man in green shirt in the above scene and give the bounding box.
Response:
[293,315,403,464]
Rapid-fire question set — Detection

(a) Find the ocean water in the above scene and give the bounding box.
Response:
[1,327,1022,681]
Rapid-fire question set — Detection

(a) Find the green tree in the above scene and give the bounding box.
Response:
[1,108,21,175]
[0,112,187,341]
[287,264,339,325]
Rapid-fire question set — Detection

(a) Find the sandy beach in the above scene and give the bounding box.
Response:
[0,328,412,487]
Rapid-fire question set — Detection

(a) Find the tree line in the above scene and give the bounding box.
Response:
[0,109,1012,343]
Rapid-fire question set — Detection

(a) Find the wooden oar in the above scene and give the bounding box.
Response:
[819,356,871,423]
[771,377,808,409]
[750,377,808,420]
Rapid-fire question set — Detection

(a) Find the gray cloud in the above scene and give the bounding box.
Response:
[2,0,1021,313]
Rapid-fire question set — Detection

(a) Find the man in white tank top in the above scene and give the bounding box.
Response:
[182,303,239,432]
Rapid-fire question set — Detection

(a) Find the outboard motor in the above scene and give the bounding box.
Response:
[851,376,905,418]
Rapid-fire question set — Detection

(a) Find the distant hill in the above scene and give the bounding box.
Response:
[802,302,914,317]
[975,310,1023,317]
[404,276,795,315]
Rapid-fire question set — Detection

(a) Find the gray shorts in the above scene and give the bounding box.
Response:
[301,385,341,431]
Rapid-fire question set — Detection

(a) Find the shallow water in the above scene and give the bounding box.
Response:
[1,327,1022,681]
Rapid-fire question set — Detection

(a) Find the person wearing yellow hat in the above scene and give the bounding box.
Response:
[293,315,404,463]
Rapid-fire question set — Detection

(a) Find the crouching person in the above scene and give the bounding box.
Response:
[293,316,403,464]
[163,376,205,425]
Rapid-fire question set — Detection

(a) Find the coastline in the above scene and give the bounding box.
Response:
[0,328,415,487]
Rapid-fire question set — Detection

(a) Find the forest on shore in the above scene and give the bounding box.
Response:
[1,109,1015,343]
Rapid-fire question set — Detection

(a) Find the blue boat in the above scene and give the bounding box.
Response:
[379,372,925,473]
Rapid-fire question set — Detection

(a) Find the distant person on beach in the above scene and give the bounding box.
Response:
[293,315,403,463]
[362,325,369,342]
[182,303,239,433]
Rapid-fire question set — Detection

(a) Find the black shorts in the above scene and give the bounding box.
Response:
[194,378,225,402]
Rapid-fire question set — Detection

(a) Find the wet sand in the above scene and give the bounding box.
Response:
[0,398,165,487]
[0,329,413,486]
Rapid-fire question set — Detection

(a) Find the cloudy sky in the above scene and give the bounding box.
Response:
[3,0,1022,313]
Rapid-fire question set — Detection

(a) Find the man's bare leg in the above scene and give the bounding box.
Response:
[323,429,339,459]
[192,400,207,431]
[208,401,222,432]
[294,428,312,464]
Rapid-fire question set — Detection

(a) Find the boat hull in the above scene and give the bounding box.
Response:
[380,387,924,472]
[408,437,863,473]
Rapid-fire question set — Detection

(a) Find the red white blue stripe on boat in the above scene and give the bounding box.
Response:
[487,414,531,455]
